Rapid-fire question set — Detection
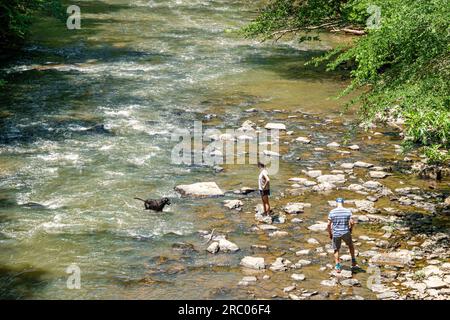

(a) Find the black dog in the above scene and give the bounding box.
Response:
[134,197,171,211]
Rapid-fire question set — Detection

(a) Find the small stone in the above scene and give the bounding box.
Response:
[291,273,306,281]
[327,142,340,148]
[269,231,289,237]
[369,171,390,179]
[340,278,360,287]
[291,218,303,223]
[348,144,360,150]
[304,170,322,178]
[270,257,292,271]
[321,279,337,287]
[354,161,374,168]
[341,163,355,169]
[296,249,310,256]
[295,137,311,144]
[307,238,320,245]
[223,199,243,210]
[283,285,296,293]
[265,123,286,130]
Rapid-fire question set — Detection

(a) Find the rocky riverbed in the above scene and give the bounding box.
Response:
[173,108,450,300]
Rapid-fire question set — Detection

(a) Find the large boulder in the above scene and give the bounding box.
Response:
[240,256,266,270]
[175,182,224,198]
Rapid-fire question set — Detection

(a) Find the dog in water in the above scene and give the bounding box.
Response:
[134,197,171,211]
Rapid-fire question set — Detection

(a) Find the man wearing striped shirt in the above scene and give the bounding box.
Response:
[327,198,357,272]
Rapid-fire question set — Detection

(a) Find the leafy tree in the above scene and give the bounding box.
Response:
[243,0,450,164]
[0,0,64,49]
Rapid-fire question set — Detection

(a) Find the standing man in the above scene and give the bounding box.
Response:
[258,162,271,215]
[327,198,357,272]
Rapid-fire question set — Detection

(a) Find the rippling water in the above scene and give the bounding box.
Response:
[1,0,425,299]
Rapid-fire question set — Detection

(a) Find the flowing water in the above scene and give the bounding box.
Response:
[1,0,448,300]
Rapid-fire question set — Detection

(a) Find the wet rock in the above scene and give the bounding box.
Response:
[265,123,286,130]
[291,218,303,223]
[377,291,398,299]
[207,242,220,254]
[312,182,336,192]
[348,144,360,150]
[85,124,111,134]
[296,249,310,256]
[258,224,278,231]
[354,200,378,213]
[354,161,374,168]
[240,256,266,270]
[175,182,224,198]
[295,137,311,144]
[340,278,360,287]
[341,163,355,169]
[362,180,384,190]
[317,174,346,184]
[307,238,319,245]
[240,187,256,195]
[369,171,391,179]
[327,142,340,148]
[283,202,310,214]
[296,259,312,267]
[424,276,447,289]
[270,257,292,271]
[283,284,296,293]
[303,170,322,178]
[291,273,306,281]
[251,244,268,251]
[370,250,413,267]
[218,238,240,252]
[223,199,243,210]
[269,230,289,238]
[308,222,328,232]
[320,279,338,287]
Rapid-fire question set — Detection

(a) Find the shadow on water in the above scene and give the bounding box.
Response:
[0,264,50,299]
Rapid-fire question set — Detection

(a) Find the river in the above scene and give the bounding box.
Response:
[1,0,448,300]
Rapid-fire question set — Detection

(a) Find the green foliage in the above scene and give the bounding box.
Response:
[422,145,450,165]
[244,0,450,163]
[0,0,64,49]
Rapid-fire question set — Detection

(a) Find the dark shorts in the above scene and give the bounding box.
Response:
[259,189,270,196]
[332,232,353,251]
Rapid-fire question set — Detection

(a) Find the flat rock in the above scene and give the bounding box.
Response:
[291,273,306,281]
[320,279,337,287]
[370,250,413,267]
[327,142,340,148]
[307,238,319,245]
[348,144,360,150]
[308,222,328,232]
[283,202,310,214]
[340,278,360,287]
[270,257,292,271]
[295,137,311,144]
[304,170,322,178]
[424,276,447,289]
[354,161,374,168]
[258,224,278,231]
[341,163,355,169]
[296,249,310,256]
[369,171,390,179]
[265,123,286,130]
[312,182,336,192]
[175,182,224,198]
[317,174,346,184]
[240,256,266,270]
[269,230,289,238]
[223,199,243,210]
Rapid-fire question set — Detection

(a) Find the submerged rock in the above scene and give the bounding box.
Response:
[223,199,243,210]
